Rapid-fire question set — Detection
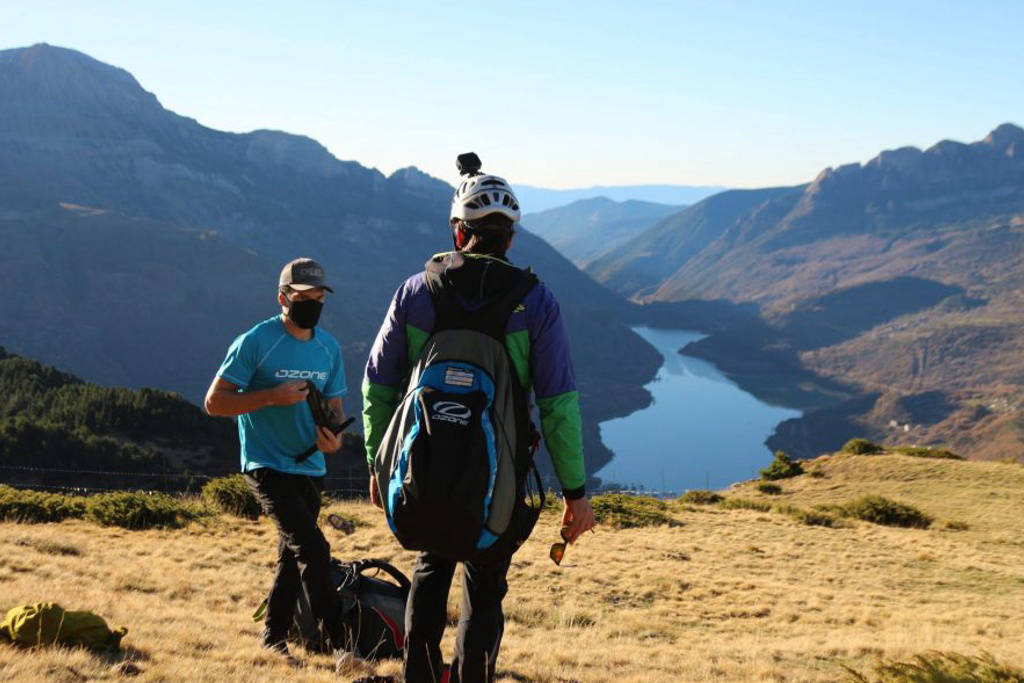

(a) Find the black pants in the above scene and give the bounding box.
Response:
[404,551,512,683]
[244,468,345,651]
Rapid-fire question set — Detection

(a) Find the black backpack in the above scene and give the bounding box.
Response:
[373,255,546,562]
[292,558,410,659]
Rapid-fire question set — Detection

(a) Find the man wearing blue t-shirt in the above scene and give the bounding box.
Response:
[204,257,349,662]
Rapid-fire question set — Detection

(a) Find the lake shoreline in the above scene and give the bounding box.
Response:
[596,326,801,493]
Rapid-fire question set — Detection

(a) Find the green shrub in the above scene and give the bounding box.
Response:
[840,496,932,529]
[0,485,87,523]
[85,491,195,530]
[842,438,883,455]
[202,475,260,519]
[892,446,964,460]
[791,507,839,527]
[719,497,772,512]
[773,502,841,527]
[679,490,722,505]
[843,650,1024,682]
[532,489,563,514]
[757,482,782,495]
[760,451,804,480]
[590,494,677,529]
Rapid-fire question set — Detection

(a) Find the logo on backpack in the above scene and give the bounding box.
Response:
[431,401,472,425]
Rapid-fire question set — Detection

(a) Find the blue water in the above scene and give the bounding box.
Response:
[597,327,802,493]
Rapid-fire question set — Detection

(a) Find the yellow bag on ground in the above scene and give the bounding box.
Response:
[0,602,127,651]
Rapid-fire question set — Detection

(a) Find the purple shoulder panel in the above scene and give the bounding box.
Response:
[524,284,577,399]
[365,273,424,387]
[403,273,436,332]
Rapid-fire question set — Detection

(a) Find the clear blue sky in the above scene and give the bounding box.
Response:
[4,1,1022,188]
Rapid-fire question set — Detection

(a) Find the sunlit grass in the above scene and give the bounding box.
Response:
[0,454,1021,681]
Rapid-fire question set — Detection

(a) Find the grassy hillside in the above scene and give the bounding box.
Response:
[1,454,1022,681]
[0,346,368,493]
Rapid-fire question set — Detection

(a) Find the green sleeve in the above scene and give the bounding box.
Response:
[537,390,585,491]
[362,379,400,467]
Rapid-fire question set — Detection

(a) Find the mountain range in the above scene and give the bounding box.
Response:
[0,43,666,487]
[521,197,682,267]
[4,41,1022,477]
[583,125,1024,460]
[513,183,724,212]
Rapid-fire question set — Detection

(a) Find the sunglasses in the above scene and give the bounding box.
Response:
[549,527,571,565]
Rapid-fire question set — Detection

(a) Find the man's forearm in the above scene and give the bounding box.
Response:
[205,388,276,417]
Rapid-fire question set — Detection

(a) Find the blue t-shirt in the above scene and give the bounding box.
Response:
[216,315,347,476]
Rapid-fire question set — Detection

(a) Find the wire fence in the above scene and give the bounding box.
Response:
[0,463,369,499]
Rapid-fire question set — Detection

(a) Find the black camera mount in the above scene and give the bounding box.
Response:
[456,152,482,177]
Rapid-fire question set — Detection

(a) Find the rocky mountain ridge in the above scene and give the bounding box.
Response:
[586,124,1024,461]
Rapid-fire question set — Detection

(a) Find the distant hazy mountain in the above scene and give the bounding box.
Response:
[586,187,800,297]
[0,43,662,483]
[521,197,682,267]
[514,184,725,213]
[592,124,1024,461]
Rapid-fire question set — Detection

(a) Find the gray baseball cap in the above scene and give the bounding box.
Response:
[279,258,334,292]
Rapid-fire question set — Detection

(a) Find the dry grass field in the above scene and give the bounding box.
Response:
[2,453,1023,682]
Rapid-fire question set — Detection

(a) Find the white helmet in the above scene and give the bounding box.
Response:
[450,153,521,223]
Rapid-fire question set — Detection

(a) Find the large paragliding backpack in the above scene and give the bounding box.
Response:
[373,258,546,562]
[291,558,410,659]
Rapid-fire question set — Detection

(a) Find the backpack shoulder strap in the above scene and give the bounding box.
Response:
[354,559,412,592]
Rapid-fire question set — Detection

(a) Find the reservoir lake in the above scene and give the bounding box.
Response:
[597,326,802,494]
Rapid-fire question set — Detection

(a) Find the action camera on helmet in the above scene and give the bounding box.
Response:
[456,152,483,177]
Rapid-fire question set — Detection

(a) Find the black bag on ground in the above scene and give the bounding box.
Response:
[292,558,410,659]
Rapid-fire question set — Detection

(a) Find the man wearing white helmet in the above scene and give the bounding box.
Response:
[363,154,595,682]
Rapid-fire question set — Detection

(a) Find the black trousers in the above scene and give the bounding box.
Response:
[404,551,513,683]
[244,468,345,651]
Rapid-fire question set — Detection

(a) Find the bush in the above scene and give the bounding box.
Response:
[719,497,772,512]
[679,490,722,505]
[757,483,782,495]
[202,475,260,519]
[842,438,883,455]
[760,451,804,480]
[892,446,964,460]
[590,494,677,529]
[774,502,842,527]
[532,489,563,514]
[843,650,1024,682]
[790,507,839,527]
[840,496,932,529]
[85,491,196,529]
[0,485,86,523]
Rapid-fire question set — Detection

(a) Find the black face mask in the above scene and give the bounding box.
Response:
[286,298,323,329]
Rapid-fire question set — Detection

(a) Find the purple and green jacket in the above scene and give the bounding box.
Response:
[362,252,585,498]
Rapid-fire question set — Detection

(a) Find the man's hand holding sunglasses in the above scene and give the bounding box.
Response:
[562,496,596,542]
[550,497,596,565]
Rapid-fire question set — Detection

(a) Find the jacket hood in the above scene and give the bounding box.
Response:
[424,251,522,303]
